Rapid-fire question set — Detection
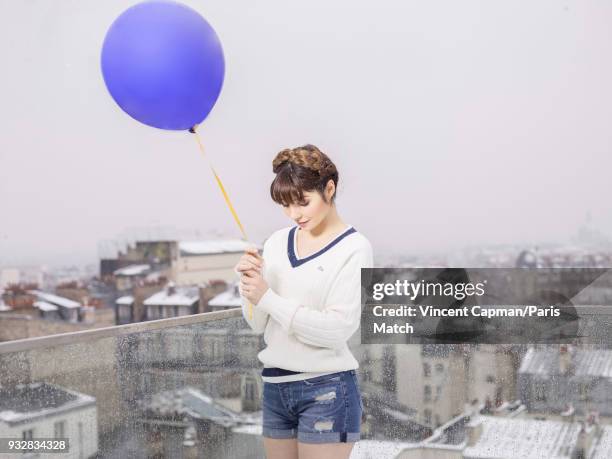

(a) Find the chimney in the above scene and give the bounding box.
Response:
[586,410,601,435]
[561,403,575,423]
[133,284,164,322]
[467,415,483,447]
[482,396,493,414]
[571,413,602,459]
[197,280,228,314]
[572,421,593,459]
[559,344,574,375]
[81,305,95,324]
[466,402,483,447]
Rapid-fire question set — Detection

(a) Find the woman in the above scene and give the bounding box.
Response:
[235,144,373,459]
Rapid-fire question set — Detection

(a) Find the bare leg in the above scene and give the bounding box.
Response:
[298,441,355,459]
[263,437,298,459]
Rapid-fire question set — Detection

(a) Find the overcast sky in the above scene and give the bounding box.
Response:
[1,0,611,267]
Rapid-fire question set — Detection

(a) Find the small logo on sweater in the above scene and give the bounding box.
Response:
[317,265,324,271]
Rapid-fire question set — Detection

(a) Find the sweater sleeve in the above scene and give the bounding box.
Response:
[238,240,270,334]
[256,242,373,349]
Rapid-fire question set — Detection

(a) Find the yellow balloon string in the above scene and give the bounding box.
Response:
[190,125,254,320]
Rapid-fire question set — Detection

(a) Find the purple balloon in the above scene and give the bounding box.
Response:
[101,0,225,130]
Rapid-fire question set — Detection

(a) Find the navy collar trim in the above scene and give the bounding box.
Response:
[288,225,357,268]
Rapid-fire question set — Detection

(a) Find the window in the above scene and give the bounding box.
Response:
[436,386,442,399]
[435,414,441,427]
[22,429,34,452]
[486,375,495,384]
[143,373,152,391]
[424,409,432,425]
[579,382,589,402]
[54,420,65,438]
[245,380,255,402]
[424,385,431,402]
[423,363,431,377]
[212,340,222,360]
[534,381,547,402]
[435,363,444,373]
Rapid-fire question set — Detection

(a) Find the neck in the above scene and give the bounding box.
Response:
[303,205,345,238]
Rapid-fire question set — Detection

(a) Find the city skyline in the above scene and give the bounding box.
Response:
[2,0,612,267]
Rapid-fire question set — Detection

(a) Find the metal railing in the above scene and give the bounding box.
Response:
[0,308,242,354]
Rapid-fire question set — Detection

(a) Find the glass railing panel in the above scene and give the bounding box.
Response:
[0,310,267,459]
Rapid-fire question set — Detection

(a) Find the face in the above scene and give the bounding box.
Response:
[281,180,335,230]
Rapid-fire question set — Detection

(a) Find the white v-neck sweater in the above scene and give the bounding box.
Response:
[239,224,373,383]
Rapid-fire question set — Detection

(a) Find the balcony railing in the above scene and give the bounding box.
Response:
[0,308,266,459]
[4,306,610,458]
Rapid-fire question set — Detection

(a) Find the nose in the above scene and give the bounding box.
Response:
[286,206,301,221]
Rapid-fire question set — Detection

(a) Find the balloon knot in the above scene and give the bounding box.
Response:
[189,126,196,133]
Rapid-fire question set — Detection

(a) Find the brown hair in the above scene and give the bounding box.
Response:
[270,144,339,206]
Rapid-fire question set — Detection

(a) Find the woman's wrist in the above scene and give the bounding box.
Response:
[256,287,272,306]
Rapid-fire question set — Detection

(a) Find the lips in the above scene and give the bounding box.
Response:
[298,220,309,225]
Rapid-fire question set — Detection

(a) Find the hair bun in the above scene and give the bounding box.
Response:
[270,144,340,206]
[271,144,334,176]
[272,149,294,174]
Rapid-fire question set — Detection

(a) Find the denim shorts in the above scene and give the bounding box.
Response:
[262,369,364,444]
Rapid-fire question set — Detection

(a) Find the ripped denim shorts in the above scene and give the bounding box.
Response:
[262,369,364,444]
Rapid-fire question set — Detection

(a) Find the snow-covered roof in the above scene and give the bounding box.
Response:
[33,301,59,312]
[0,297,11,312]
[115,295,134,306]
[144,286,199,306]
[519,346,612,379]
[29,291,81,309]
[113,264,150,277]
[592,425,612,459]
[0,382,96,425]
[141,386,259,429]
[426,412,471,447]
[350,440,420,458]
[382,406,416,422]
[208,282,241,307]
[463,416,582,459]
[232,424,262,435]
[179,239,260,256]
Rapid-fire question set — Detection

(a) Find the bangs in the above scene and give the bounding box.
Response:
[270,172,306,206]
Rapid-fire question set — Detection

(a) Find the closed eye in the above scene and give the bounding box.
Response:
[282,202,309,207]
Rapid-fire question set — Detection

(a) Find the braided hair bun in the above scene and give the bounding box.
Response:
[270,144,339,206]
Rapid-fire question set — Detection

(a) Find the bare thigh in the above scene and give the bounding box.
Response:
[263,437,298,459]
[298,441,355,459]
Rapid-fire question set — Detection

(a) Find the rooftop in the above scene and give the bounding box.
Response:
[463,416,587,459]
[29,290,81,309]
[33,300,59,312]
[519,346,612,379]
[138,386,260,429]
[208,282,241,308]
[143,285,199,307]
[178,239,259,256]
[0,382,95,425]
[113,264,151,277]
[115,295,134,306]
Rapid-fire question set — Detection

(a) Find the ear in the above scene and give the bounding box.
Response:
[325,179,335,200]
